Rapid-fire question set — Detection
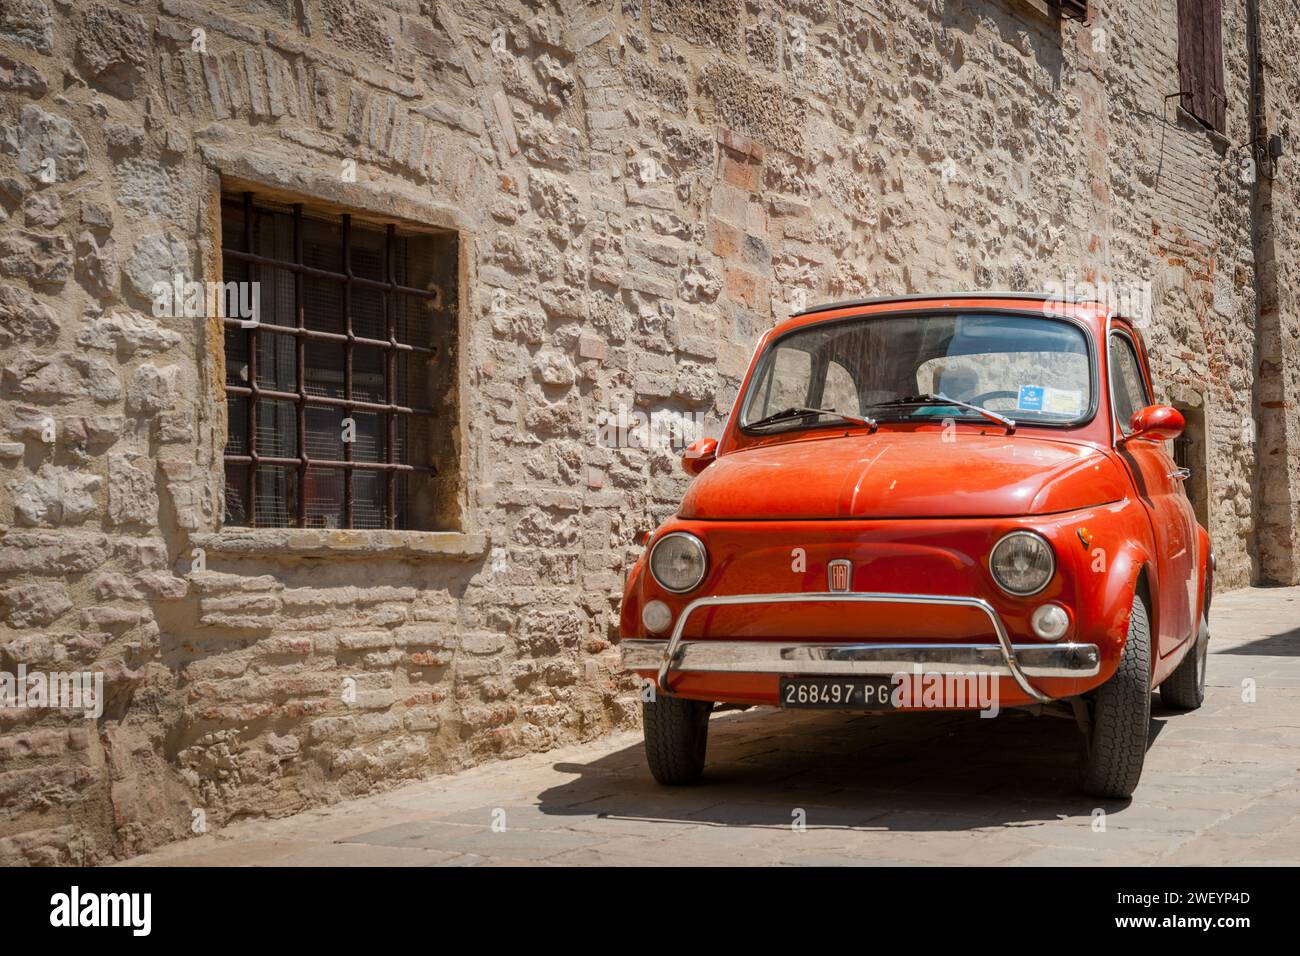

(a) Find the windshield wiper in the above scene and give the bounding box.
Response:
[748,405,878,431]
[866,393,1016,433]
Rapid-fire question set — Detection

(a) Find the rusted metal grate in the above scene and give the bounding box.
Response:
[221,192,439,530]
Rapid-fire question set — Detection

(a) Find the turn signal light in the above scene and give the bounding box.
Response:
[641,600,672,634]
[1031,603,1070,641]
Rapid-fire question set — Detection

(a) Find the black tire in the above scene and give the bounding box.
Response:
[1081,592,1152,799]
[642,694,712,785]
[1161,612,1209,710]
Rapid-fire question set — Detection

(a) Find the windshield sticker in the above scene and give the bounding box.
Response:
[1044,387,1084,415]
[1017,385,1045,411]
[1017,384,1082,416]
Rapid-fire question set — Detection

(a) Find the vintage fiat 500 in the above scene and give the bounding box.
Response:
[621,292,1212,799]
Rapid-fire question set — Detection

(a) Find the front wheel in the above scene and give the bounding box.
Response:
[1080,592,1152,799]
[642,694,712,785]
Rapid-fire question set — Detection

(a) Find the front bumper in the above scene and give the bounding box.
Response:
[622,639,1100,679]
[622,591,1101,703]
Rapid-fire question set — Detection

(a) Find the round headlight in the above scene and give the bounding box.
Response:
[649,532,707,594]
[990,531,1055,596]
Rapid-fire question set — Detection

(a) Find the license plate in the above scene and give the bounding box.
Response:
[780,677,897,709]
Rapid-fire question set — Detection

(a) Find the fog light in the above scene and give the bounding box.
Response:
[1031,603,1070,641]
[641,600,672,634]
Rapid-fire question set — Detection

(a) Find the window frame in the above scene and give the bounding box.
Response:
[1107,329,1153,438]
[219,190,445,531]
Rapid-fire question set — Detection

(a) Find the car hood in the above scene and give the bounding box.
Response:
[680,431,1127,520]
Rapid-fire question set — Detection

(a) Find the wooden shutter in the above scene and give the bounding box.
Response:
[1177,0,1227,132]
[1059,0,1090,21]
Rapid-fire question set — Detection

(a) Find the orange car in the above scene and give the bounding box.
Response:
[620,292,1212,798]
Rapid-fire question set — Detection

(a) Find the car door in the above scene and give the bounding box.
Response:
[1109,327,1197,658]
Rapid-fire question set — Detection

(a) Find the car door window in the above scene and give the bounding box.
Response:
[1109,334,1150,435]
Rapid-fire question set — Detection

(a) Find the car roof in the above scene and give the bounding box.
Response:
[781,291,1122,338]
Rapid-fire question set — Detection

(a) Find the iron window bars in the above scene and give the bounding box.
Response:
[221,192,440,530]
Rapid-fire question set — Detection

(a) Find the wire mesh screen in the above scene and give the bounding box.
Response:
[220,193,443,530]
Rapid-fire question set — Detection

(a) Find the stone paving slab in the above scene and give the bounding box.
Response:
[119,586,1300,867]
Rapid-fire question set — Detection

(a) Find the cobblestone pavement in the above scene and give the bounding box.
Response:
[122,586,1300,867]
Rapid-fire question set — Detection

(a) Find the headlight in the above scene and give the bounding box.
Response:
[649,532,707,593]
[989,531,1055,596]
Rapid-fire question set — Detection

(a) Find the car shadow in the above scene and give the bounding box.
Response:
[538,707,1175,833]
[1216,625,1300,656]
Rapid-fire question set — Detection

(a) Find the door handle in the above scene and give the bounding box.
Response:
[1168,467,1191,481]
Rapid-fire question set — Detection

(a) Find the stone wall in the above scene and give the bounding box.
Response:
[0,0,1295,863]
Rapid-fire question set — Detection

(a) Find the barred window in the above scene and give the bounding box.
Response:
[220,192,455,530]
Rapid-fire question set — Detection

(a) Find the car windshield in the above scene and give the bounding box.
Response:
[740,312,1093,433]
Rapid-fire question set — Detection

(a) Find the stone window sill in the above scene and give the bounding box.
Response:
[190,528,488,560]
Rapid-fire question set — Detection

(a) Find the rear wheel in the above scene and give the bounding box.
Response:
[642,694,712,785]
[1080,592,1152,799]
[1161,611,1209,710]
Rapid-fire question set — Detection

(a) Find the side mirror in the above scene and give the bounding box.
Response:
[681,437,718,476]
[1125,404,1185,442]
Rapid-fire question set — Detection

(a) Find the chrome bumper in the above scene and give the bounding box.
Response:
[625,591,1099,703]
[622,639,1100,679]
